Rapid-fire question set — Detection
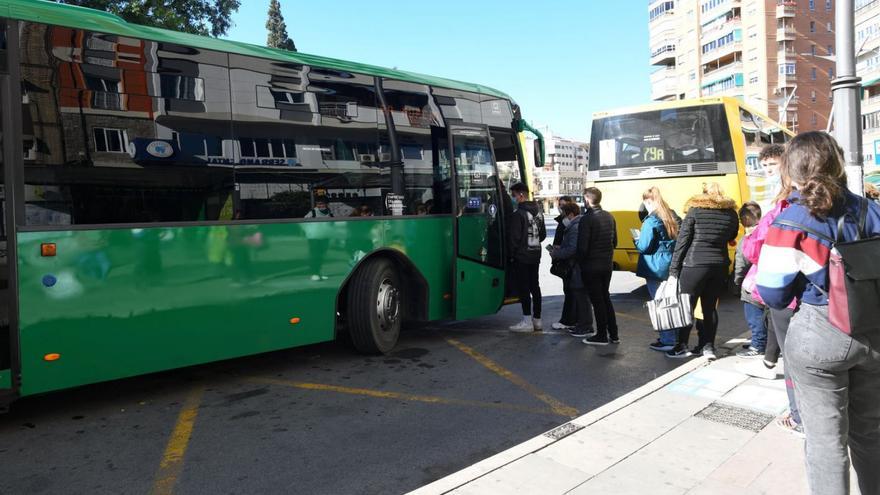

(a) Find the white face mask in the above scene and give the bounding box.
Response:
[643,201,657,214]
[562,217,573,228]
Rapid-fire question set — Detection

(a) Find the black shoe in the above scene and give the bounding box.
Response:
[649,340,675,352]
[665,344,692,359]
[610,337,620,344]
[582,335,609,346]
[568,328,591,338]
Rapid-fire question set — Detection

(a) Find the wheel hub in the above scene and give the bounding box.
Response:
[376,278,400,331]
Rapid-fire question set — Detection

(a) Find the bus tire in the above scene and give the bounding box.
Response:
[346,258,401,354]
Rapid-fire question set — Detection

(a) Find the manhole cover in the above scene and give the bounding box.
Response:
[695,402,775,432]
[543,422,585,440]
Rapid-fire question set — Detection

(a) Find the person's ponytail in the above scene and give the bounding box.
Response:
[799,175,842,218]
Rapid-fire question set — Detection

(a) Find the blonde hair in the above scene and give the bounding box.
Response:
[702,182,724,196]
[642,186,679,239]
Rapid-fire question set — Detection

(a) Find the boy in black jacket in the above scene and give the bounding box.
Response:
[578,187,619,345]
[507,182,546,332]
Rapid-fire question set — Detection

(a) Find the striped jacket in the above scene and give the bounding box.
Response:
[755,190,880,309]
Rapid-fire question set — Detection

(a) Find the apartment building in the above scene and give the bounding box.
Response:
[648,0,835,132]
[857,0,880,172]
[527,128,589,213]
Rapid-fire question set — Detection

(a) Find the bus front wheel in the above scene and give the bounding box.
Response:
[346,258,401,354]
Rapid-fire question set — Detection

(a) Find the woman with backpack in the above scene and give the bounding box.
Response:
[756,131,880,495]
[666,182,740,360]
[633,187,681,352]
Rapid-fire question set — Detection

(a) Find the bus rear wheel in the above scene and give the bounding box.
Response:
[346,258,401,354]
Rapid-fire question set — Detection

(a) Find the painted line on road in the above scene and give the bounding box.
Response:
[151,389,203,495]
[444,338,579,418]
[249,377,567,417]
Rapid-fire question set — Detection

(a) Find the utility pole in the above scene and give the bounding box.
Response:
[832,0,864,195]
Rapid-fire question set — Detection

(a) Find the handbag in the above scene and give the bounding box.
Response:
[550,258,574,279]
[646,276,693,331]
[776,198,880,336]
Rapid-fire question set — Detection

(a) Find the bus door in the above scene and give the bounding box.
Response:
[450,125,506,319]
[0,19,18,397]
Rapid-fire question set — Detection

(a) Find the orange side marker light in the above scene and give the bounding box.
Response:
[43,353,61,362]
[41,243,57,257]
[289,317,301,325]
[443,293,452,300]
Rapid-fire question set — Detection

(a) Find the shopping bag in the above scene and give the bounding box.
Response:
[646,276,693,331]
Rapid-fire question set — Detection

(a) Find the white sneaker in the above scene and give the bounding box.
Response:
[509,317,533,332]
[737,359,779,380]
[532,318,543,331]
[552,322,573,330]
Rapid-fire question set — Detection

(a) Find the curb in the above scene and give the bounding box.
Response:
[409,355,711,495]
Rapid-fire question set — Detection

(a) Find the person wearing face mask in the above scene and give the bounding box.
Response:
[549,201,592,337]
[551,196,575,330]
[758,144,785,212]
[634,187,681,351]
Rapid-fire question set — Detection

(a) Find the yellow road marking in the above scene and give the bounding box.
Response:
[249,377,567,417]
[444,338,579,418]
[151,389,203,495]
[615,311,650,323]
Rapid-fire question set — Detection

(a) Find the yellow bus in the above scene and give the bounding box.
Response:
[587,97,793,272]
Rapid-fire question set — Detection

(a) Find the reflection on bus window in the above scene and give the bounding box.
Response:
[590,104,735,170]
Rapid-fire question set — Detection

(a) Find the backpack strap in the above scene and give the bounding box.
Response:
[835,196,869,242]
[774,219,836,245]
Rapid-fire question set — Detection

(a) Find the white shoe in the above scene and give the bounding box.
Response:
[532,318,543,331]
[509,317,533,332]
[738,359,779,380]
[552,322,573,330]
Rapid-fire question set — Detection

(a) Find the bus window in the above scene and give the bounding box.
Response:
[489,130,521,188]
[589,104,735,171]
[432,87,482,125]
[380,79,450,215]
[20,23,235,226]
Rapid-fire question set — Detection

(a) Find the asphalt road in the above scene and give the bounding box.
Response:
[0,223,748,495]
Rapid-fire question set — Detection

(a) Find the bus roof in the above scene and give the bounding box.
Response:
[1,0,513,101]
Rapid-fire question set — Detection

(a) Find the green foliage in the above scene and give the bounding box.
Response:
[265,0,296,52]
[53,0,241,37]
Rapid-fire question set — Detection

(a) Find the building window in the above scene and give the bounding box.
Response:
[811,67,817,80]
[810,21,816,33]
[811,44,817,56]
[829,67,835,79]
[826,0,831,10]
[779,63,796,75]
[159,74,205,101]
[811,113,818,126]
[93,128,128,153]
[828,22,833,32]
[811,90,817,102]
[809,0,815,10]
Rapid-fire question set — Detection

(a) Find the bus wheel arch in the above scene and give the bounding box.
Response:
[337,250,428,354]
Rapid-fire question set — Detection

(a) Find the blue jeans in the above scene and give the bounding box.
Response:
[786,304,880,495]
[743,302,767,352]
[646,279,675,345]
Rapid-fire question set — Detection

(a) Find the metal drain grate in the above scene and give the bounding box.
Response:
[695,402,775,432]
[543,422,585,440]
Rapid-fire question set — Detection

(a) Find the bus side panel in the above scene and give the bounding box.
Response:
[597,174,743,273]
[16,217,454,396]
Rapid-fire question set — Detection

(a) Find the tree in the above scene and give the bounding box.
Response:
[54,0,241,38]
[265,0,296,52]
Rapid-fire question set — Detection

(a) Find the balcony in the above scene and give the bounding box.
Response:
[776,1,796,18]
[703,41,743,64]
[777,25,796,41]
[778,73,797,89]
[703,61,744,81]
[651,43,677,66]
[651,67,678,100]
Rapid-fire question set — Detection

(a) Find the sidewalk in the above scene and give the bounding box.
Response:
[411,340,858,495]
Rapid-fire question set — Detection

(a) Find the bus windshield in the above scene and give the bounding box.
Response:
[589,104,735,171]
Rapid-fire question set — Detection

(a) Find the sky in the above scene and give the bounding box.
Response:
[225,0,651,143]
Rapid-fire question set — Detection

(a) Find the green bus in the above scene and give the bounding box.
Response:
[0,0,544,403]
